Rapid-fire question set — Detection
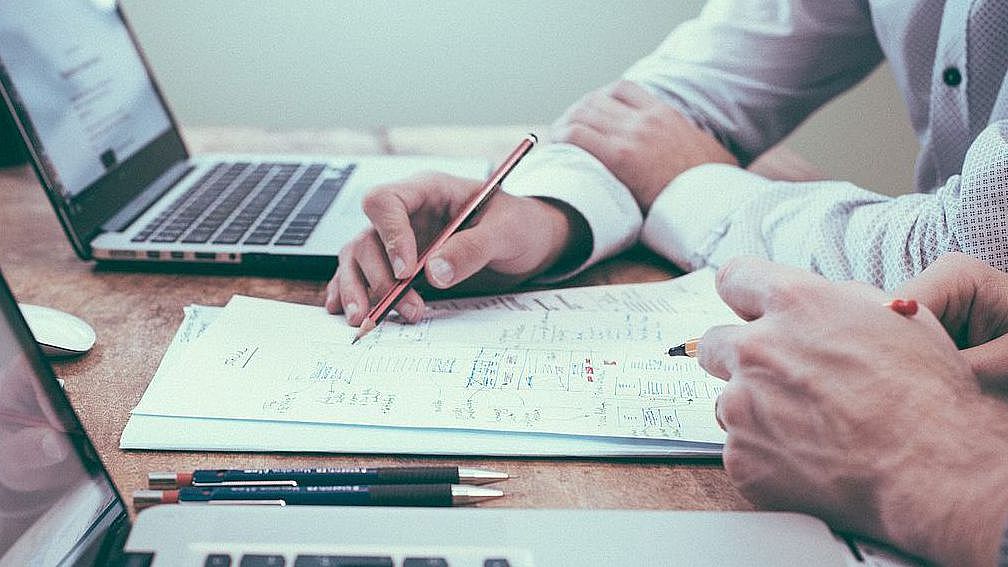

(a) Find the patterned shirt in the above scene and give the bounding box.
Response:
[503,0,1008,290]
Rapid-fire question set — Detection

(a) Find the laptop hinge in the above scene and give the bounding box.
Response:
[101,162,193,233]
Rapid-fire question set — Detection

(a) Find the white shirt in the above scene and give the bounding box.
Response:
[503,0,1008,289]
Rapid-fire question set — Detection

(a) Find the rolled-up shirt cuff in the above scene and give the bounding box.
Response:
[642,163,770,271]
[503,143,643,282]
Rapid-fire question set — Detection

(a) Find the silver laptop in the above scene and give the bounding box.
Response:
[0,271,893,566]
[0,1,486,275]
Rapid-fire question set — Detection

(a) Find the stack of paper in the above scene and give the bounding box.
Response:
[122,269,739,457]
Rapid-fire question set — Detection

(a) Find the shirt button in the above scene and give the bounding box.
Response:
[942,66,962,87]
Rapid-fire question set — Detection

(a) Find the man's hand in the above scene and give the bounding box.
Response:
[551,80,737,213]
[696,256,1008,567]
[900,252,1008,388]
[326,172,586,325]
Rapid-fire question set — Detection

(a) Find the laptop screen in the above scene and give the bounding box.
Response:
[0,275,125,565]
[0,0,190,256]
[0,0,171,199]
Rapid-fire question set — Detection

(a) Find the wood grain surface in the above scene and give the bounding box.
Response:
[0,126,823,516]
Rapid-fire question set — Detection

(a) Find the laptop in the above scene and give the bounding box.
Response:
[0,1,487,275]
[0,271,894,566]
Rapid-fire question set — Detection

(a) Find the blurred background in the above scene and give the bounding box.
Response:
[107,2,916,195]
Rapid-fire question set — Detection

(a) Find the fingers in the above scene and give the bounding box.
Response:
[555,93,625,136]
[963,336,1008,389]
[327,231,426,325]
[360,183,424,279]
[899,253,999,343]
[425,223,504,288]
[695,323,746,380]
[362,173,477,279]
[715,256,823,321]
[328,172,487,325]
[899,253,979,320]
[608,80,658,109]
[552,85,635,165]
[551,122,622,166]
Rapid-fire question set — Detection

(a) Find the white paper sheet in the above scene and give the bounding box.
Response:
[124,270,736,454]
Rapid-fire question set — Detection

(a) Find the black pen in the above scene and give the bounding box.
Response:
[133,484,503,509]
[148,466,509,488]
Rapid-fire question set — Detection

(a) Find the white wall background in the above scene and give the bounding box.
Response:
[120,0,919,196]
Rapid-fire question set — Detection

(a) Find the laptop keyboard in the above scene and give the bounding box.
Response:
[130,161,354,247]
[203,555,513,566]
[120,551,519,566]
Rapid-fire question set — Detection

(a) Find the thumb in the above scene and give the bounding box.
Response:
[424,224,501,289]
[962,335,1008,389]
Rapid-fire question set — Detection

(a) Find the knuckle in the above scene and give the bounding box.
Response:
[640,110,664,130]
[611,79,636,97]
[763,279,816,312]
[733,332,769,369]
[337,265,359,295]
[611,143,633,168]
[325,275,340,294]
[716,384,742,424]
[716,256,755,289]
[361,190,391,218]
[720,438,757,497]
[564,124,590,147]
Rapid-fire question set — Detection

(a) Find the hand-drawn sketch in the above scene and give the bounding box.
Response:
[134,271,736,444]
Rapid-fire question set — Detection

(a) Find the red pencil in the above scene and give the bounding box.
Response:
[353,134,538,344]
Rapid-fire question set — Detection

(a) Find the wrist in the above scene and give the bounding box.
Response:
[529,197,591,278]
[878,400,1008,566]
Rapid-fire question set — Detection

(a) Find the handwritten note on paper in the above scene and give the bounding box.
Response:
[133,270,737,443]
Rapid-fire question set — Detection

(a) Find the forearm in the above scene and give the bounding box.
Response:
[644,121,1008,288]
[622,0,881,164]
[641,164,934,288]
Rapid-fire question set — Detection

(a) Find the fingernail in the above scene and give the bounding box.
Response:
[344,302,360,320]
[392,256,407,279]
[427,257,454,287]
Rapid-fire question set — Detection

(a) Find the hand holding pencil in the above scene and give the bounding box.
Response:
[326,134,590,333]
[352,134,537,342]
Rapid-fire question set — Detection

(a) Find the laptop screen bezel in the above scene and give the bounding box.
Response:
[0,2,191,260]
[0,268,132,565]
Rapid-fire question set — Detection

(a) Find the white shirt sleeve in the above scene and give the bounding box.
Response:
[501,0,886,283]
[624,0,883,164]
[642,121,1008,290]
[502,143,642,282]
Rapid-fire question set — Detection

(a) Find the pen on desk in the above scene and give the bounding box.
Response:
[132,484,503,509]
[147,466,509,488]
[666,298,922,358]
[352,133,538,344]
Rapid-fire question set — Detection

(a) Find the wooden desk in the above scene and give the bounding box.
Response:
[0,126,821,516]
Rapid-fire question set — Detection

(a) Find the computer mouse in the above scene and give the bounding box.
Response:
[18,303,96,358]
